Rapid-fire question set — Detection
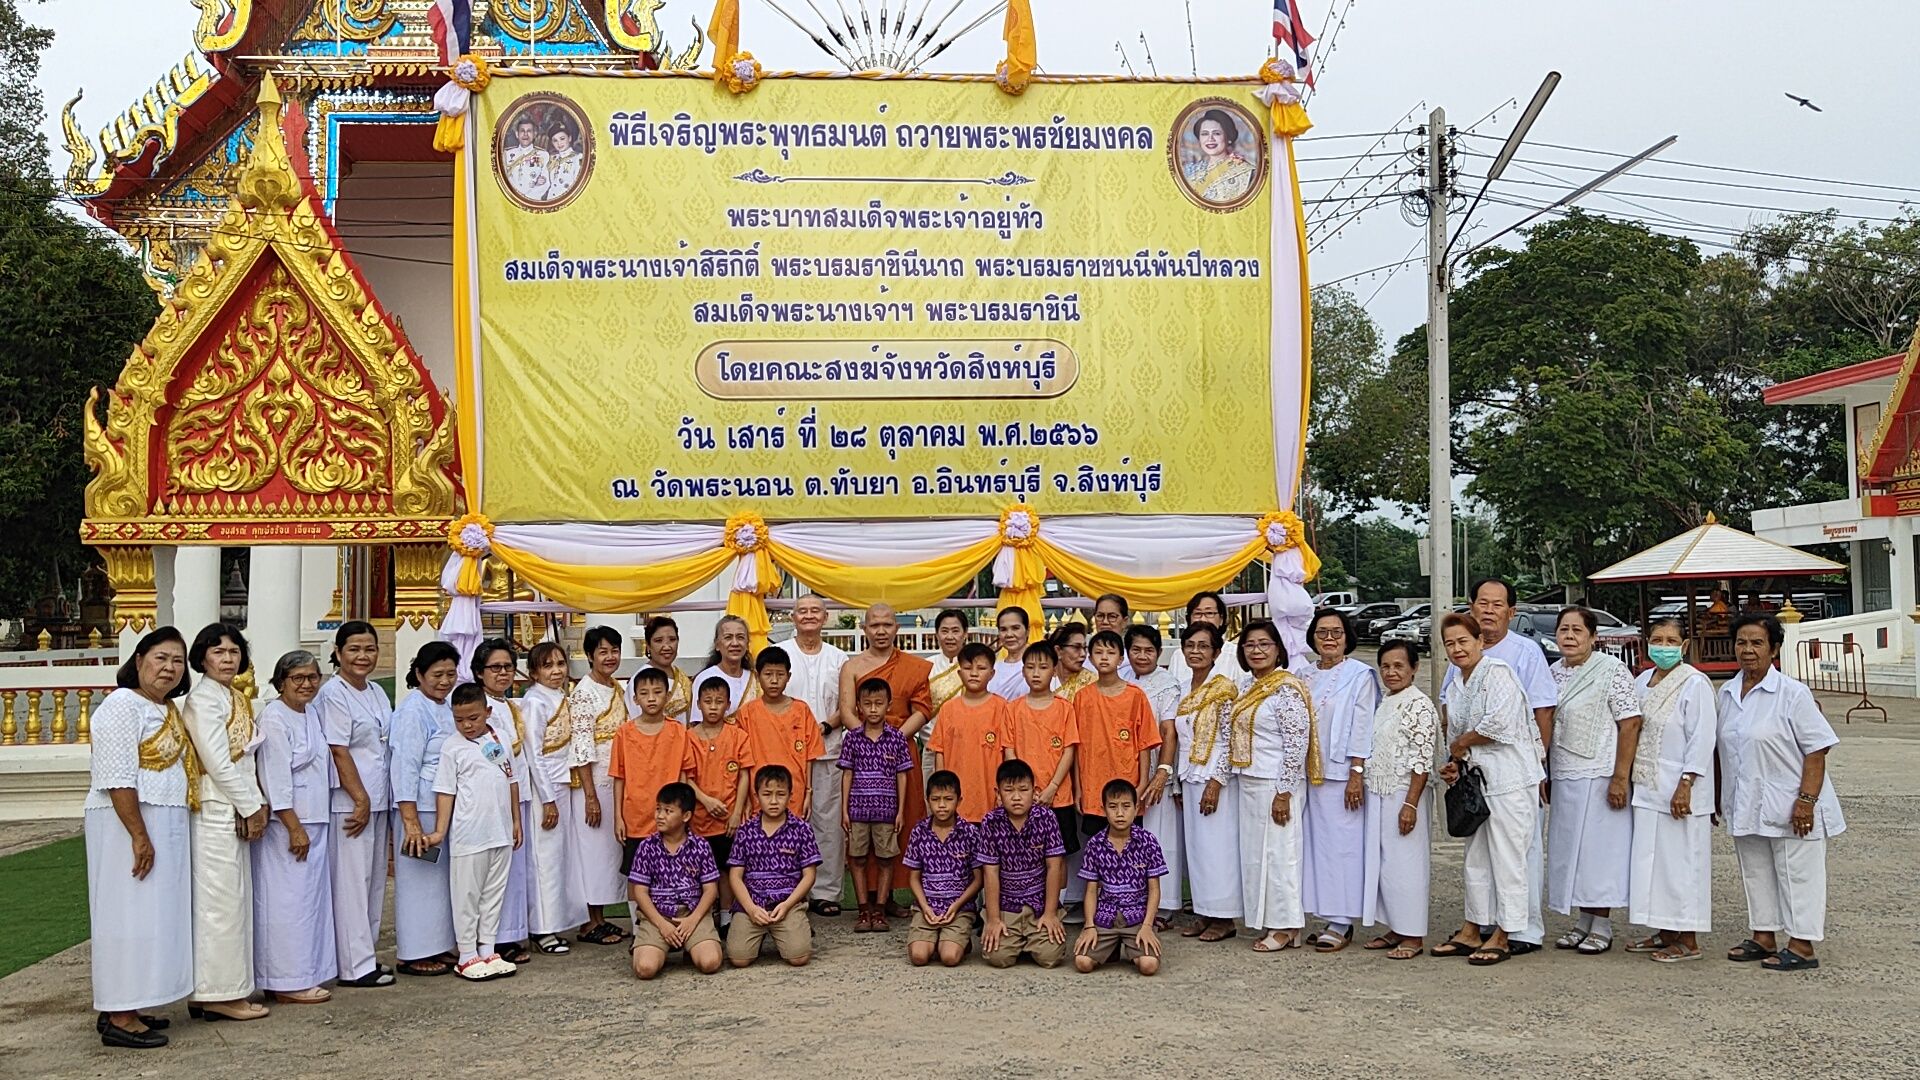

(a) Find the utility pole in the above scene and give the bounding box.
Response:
[1425,107,1453,701]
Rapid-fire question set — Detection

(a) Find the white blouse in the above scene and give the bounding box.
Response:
[487,695,535,805]
[1716,667,1845,839]
[180,676,264,815]
[1547,655,1643,781]
[521,682,574,802]
[312,674,393,814]
[1367,686,1437,797]
[1447,659,1543,797]
[1232,678,1313,784]
[256,699,330,824]
[567,676,621,772]
[1631,668,1717,814]
[85,688,188,810]
[1295,656,1381,766]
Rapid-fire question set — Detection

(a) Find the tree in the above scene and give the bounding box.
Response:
[1306,287,1429,512]
[0,0,158,614]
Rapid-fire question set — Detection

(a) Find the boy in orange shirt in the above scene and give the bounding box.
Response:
[928,642,1015,822]
[682,676,754,919]
[1007,640,1082,855]
[733,647,822,821]
[609,666,691,877]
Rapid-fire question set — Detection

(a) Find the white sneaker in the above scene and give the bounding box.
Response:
[482,955,517,978]
[455,957,492,981]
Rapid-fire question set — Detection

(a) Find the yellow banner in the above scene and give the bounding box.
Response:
[474,75,1282,522]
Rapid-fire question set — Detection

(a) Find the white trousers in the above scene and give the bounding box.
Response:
[1180,778,1242,919]
[1463,788,1536,935]
[1362,785,1430,939]
[1238,776,1305,932]
[449,846,512,957]
[330,809,388,980]
[87,806,192,1012]
[1733,833,1828,942]
[1546,776,1633,913]
[808,759,848,902]
[190,801,255,999]
[1629,808,1711,933]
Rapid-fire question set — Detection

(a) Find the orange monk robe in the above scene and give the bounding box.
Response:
[1072,683,1162,817]
[607,720,692,837]
[928,695,1013,821]
[735,697,823,814]
[1007,695,1081,809]
[866,650,933,890]
[681,722,755,838]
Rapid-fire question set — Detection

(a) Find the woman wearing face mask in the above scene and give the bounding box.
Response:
[1624,618,1717,963]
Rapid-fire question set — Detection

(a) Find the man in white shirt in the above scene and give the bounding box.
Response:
[1442,577,1555,953]
[785,594,850,914]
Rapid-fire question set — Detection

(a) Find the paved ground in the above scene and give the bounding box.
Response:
[3,687,1916,1080]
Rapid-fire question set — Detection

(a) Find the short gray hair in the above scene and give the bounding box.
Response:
[271,649,322,691]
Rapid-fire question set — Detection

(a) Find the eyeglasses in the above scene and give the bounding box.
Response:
[482,663,516,673]
[1059,642,1087,652]
[284,673,321,685]
[1313,629,1346,639]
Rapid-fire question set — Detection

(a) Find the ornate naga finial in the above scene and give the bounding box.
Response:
[607,1,704,68]
[192,0,253,54]
[233,78,299,214]
[60,90,107,197]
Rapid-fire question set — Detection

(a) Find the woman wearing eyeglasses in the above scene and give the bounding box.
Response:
[386,641,462,977]
[253,651,337,1005]
[1293,607,1380,953]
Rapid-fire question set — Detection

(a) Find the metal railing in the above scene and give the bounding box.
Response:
[1793,639,1887,723]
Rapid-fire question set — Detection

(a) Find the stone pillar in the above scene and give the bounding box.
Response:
[102,546,159,661]
[171,546,222,639]
[587,612,640,657]
[391,543,445,707]
[298,545,338,645]
[153,546,177,629]
[1891,517,1917,618]
[247,546,304,697]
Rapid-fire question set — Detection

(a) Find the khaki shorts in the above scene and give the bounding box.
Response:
[847,821,901,858]
[907,907,976,948]
[725,907,813,964]
[630,912,720,955]
[1076,923,1148,966]
[981,908,1068,969]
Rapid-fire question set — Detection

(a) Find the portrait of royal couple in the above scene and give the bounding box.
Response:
[502,110,586,206]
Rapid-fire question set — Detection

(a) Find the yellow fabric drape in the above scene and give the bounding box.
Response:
[450,140,480,505]
[1002,0,1036,81]
[766,534,1000,613]
[707,0,739,82]
[999,543,1045,642]
[491,543,734,613]
[1034,534,1267,613]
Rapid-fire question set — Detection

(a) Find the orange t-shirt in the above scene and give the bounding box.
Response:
[735,697,823,813]
[1007,695,1081,808]
[928,695,1013,821]
[1073,682,1162,815]
[681,721,756,837]
[607,720,690,836]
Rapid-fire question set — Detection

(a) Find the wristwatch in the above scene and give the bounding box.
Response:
[1349,763,1365,776]
[1796,791,1818,805]
[1156,763,1174,777]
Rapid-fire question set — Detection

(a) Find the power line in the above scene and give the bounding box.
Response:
[1455,131,1920,197]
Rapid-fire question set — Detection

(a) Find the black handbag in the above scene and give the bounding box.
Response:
[1445,759,1491,838]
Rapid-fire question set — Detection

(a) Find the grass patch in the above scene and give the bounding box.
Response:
[0,835,89,978]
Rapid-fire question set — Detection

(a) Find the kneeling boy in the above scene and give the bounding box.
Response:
[1073,779,1166,976]
[976,759,1069,969]
[727,765,821,967]
[627,782,723,979]
[904,770,982,967]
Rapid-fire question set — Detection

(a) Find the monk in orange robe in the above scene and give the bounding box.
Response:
[838,604,932,910]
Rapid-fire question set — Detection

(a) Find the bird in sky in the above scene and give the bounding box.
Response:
[1784,92,1823,112]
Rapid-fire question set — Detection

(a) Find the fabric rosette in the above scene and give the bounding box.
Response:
[1253,57,1312,139]
[723,52,763,95]
[993,505,1045,639]
[723,510,780,650]
[432,54,492,153]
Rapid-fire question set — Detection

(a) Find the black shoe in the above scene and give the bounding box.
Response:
[336,967,396,988]
[97,1012,170,1032]
[1508,939,1542,956]
[100,1023,168,1049]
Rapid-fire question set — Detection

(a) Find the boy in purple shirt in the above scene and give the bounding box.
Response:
[977,759,1069,969]
[838,678,915,932]
[903,770,983,967]
[627,782,722,979]
[1073,778,1166,976]
[727,765,821,967]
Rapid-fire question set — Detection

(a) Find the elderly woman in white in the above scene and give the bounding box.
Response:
[1434,612,1543,967]
[312,620,395,988]
[521,640,587,953]
[1295,607,1379,952]
[1625,617,1717,963]
[1232,618,1317,954]
[180,623,269,1021]
[1360,640,1433,960]
[1174,623,1242,943]
[86,627,194,1050]
[1718,614,1846,972]
[476,637,536,964]
[567,624,631,946]
[387,641,462,977]
[252,651,336,1003]
[1546,607,1643,954]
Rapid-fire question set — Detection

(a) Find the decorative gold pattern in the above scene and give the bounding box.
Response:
[605,0,704,67]
[541,689,575,753]
[140,703,202,810]
[193,0,253,53]
[82,79,459,536]
[593,691,623,743]
[507,700,526,755]
[1057,668,1095,700]
[61,55,217,198]
[295,0,399,43]
[226,686,256,763]
[1177,673,1239,766]
[496,0,600,44]
[101,546,158,633]
[392,542,446,629]
[664,667,692,719]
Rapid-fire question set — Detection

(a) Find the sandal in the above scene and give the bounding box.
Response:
[1180,919,1209,938]
[1197,922,1237,943]
[808,899,843,917]
[1364,934,1401,951]
[1430,938,1481,958]
[396,958,451,977]
[1554,929,1589,950]
[272,987,332,1004]
[1576,935,1613,955]
[1468,946,1510,966]
[536,934,571,954]
[1251,930,1299,953]
[1387,942,1424,960]
[1626,934,1669,954]
[578,922,627,945]
[1763,949,1820,972]
[1727,938,1773,962]
[501,942,533,964]
[1311,927,1353,953]
[852,907,873,933]
[337,967,396,987]
[1153,915,1173,933]
[1651,944,1703,964]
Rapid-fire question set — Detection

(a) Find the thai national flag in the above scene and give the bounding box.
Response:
[1273,0,1316,87]
[428,0,472,66]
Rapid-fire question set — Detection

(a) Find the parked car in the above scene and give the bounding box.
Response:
[1511,604,1640,664]
[1380,604,1469,651]
[1368,603,1430,641]
[1310,591,1359,608]
[1343,602,1406,643]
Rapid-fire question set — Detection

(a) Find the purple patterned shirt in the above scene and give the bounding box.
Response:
[902,818,981,911]
[728,814,823,910]
[974,806,1065,916]
[836,724,914,823]
[1078,825,1168,929]
[627,832,718,918]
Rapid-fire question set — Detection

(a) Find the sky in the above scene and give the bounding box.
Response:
[33,0,1920,346]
